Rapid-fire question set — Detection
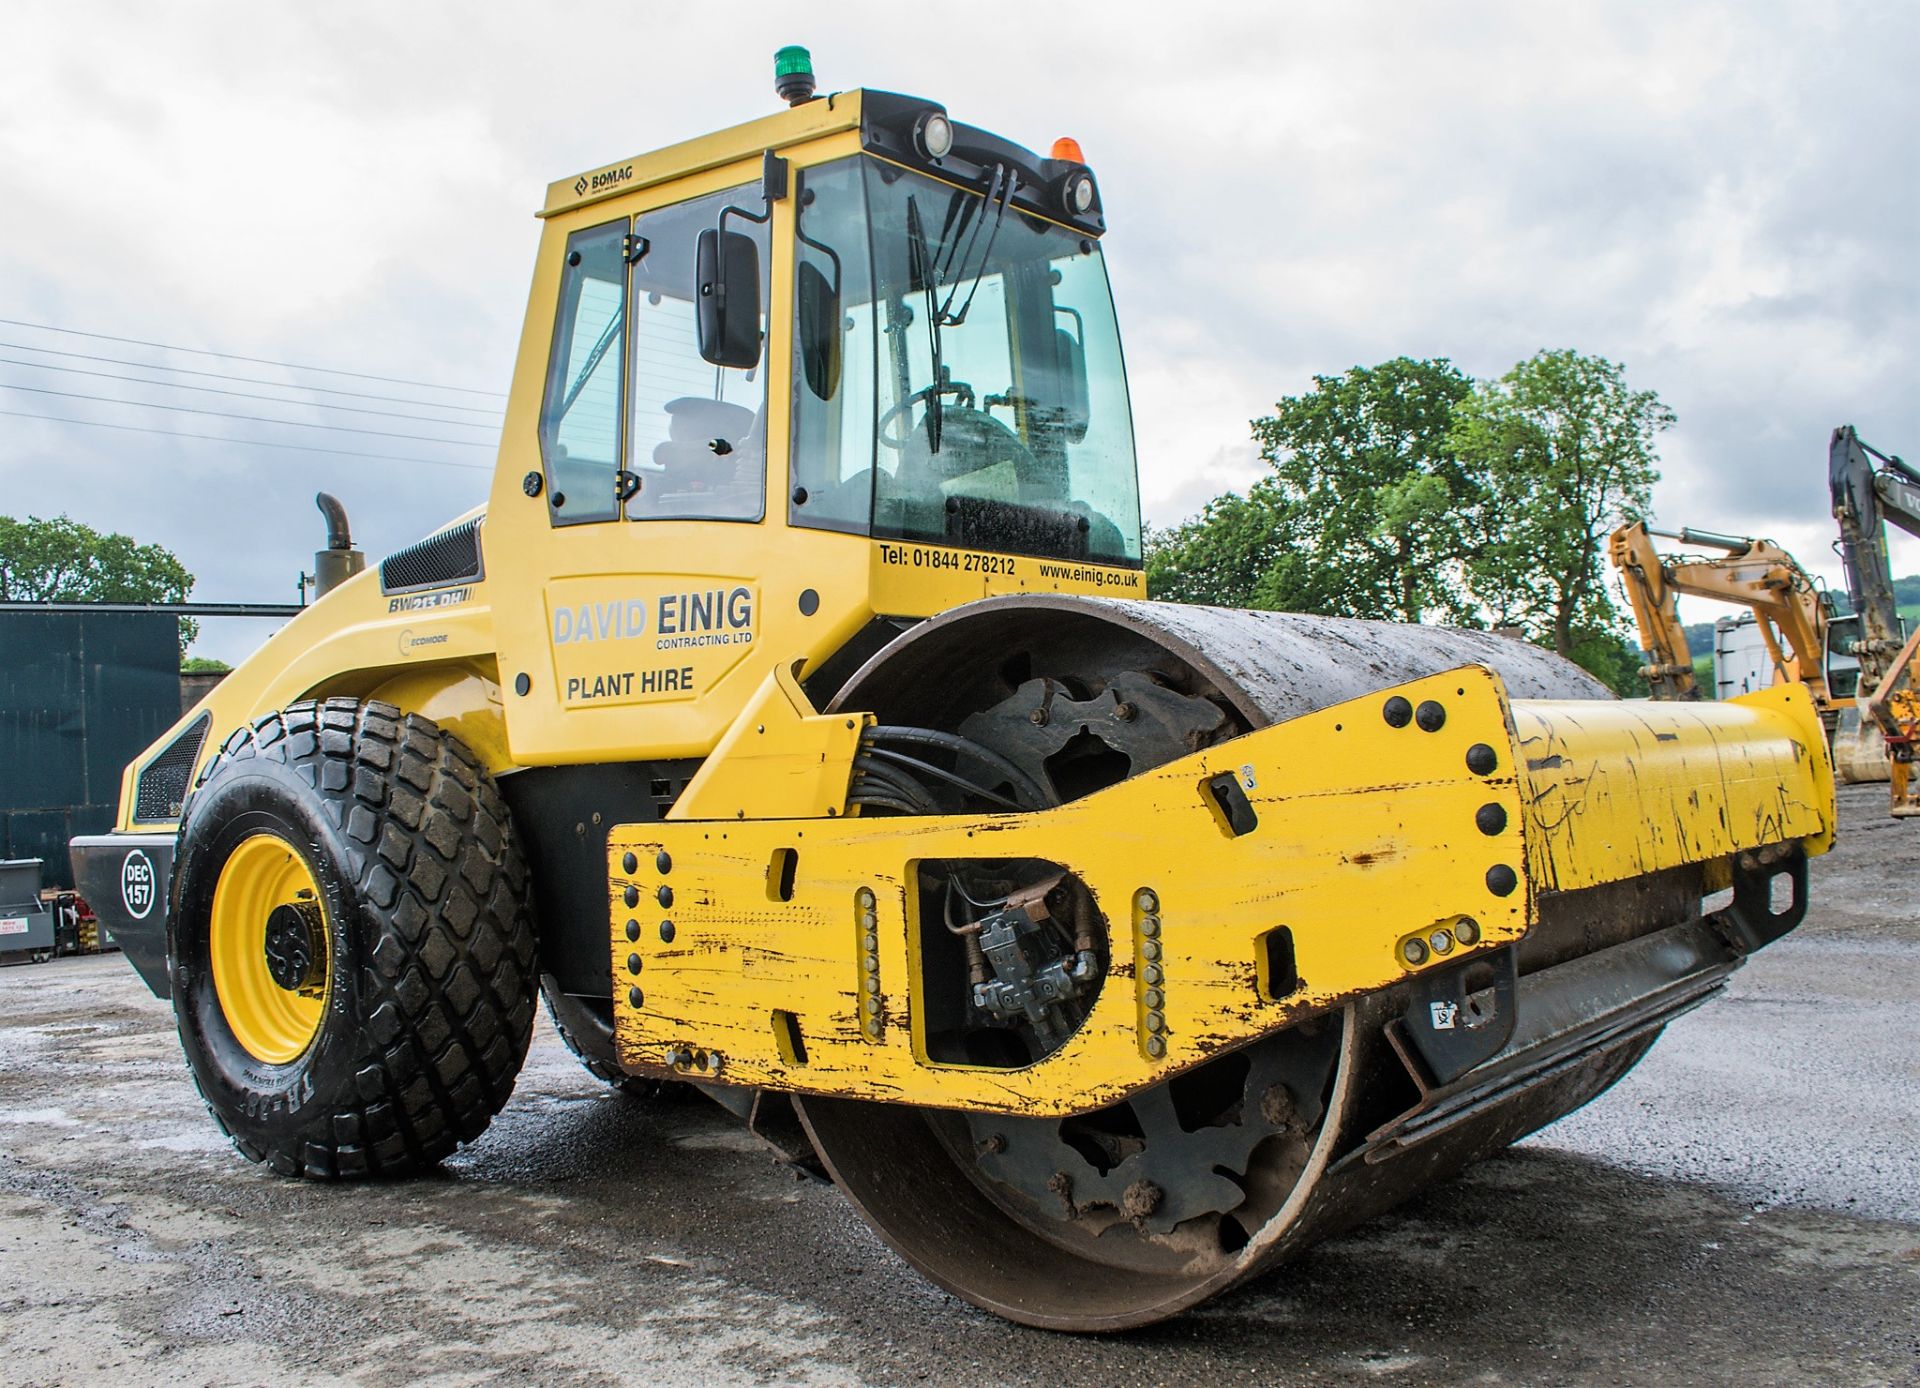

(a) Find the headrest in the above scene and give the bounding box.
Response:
[664,397,755,444]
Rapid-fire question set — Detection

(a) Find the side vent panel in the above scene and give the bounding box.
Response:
[134,713,212,823]
[380,517,485,595]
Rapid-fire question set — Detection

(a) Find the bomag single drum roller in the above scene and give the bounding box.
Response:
[73,51,1836,1330]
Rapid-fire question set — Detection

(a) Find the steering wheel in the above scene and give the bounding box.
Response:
[895,402,1045,494]
[879,379,977,451]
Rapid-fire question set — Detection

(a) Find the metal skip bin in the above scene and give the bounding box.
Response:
[0,859,56,956]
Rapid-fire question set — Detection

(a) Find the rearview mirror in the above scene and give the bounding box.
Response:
[696,229,762,369]
[796,260,842,401]
[1055,326,1090,442]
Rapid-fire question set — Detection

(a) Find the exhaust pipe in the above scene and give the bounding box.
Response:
[311,492,366,599]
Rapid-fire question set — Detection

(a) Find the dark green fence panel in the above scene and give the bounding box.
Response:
[0,612,178,889]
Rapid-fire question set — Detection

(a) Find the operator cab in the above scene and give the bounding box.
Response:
[535,86,1142,568]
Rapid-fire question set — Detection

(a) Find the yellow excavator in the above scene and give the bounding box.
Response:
[1830,425,1919,816]
[1608,520,1837,715]
[70,51,1836,1329]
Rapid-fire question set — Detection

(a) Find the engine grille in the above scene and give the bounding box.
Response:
[133,713,211,823]
[380,517,485,595]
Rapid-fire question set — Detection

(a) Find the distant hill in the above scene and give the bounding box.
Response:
[1831,576,1920,630]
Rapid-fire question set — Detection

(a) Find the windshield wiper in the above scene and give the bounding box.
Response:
[902,168,1019,454]
[936,163,1014,328]
[905,195,945,452]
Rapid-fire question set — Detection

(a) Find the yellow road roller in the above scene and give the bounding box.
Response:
[72,49,1835,1330]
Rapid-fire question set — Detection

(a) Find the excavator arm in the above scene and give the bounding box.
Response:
[1608,522,1700,699]
[1608,521,1833,710]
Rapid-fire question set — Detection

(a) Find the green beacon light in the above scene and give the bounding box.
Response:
[774,46,816,106]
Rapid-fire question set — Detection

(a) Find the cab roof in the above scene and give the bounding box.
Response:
[541,88,1105,238]
[541,89,867,219]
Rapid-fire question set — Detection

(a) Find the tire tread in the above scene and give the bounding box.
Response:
[178,697,535,1178]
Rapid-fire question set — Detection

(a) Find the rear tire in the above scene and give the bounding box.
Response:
[170,698,537,1178]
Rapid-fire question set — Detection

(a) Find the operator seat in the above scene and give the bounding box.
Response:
[635,397,761,518]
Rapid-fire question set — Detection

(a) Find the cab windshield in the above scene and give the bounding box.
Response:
[790,157,1141,565]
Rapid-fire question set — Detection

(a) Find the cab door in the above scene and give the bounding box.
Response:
[486,175,784,766]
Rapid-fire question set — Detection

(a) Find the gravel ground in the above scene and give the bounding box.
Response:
[1,784,1915,1387]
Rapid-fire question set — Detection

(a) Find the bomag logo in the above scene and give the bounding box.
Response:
[576,164,634,197]
[552,587,754,648]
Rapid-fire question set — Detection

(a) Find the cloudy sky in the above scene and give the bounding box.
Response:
[2,2,1914,662]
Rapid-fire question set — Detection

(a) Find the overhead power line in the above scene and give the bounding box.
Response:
[0,406,492,472]
[0,316,508,398]
[0,339,504,415]
[0,381,494,448]
[0,600,305,617]
[0,355,502,430]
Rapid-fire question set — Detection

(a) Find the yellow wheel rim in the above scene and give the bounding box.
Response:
[209,834,330,1064]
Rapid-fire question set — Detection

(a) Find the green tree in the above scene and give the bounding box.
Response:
[1451,350,1672,685]
[1250,357,1478,621]
[1145,487,1290,607]
[1148,358,1478,617]
[1566,626,1646,696]
[0,513,198,654]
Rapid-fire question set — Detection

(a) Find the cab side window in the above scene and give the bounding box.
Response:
[539,221,627,525]
[627,185,769,522]
[789,157,877,534]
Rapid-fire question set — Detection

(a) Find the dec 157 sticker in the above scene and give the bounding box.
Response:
[122,850,157,920]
